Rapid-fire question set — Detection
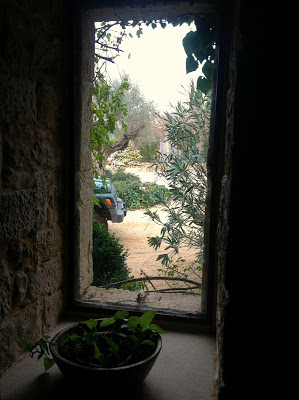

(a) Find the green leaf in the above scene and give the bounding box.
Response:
[149,324,166,334]
[44,357,56,371]
[186,55,199,74]
[128,335,138,343]
[182,31,197,56]
[93,342,101,358]
[202,60,213,81]
[83,332,94,345]
[80,318,97,330]
[100,316,116,328]
[141,340,155,348]
[115,311,129,320]
[140,311,156,332]
[126,316,140,332]
[197,76,211,94]
[61,336,70,346]
[69,333,82,341]
[38,339,48,353]
[21,340,34,352]
[104,336,119,359]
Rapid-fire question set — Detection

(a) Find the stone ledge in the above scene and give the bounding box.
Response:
[81,285,202,317]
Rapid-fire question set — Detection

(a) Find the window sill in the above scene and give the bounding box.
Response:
[1,318,215,400]
[80,285,203,318]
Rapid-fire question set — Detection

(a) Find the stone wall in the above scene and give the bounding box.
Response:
[0,0,70,376]
[73,11,94,297]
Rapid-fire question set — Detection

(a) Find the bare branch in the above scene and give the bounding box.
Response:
[94,53,116,64]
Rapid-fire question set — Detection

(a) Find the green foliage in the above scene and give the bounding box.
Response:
[92,222,130,286]
[91,74,129,176]
[111,76,157,151]
[22,311,165,371]
[61,311,165,368]
[105,169,140,183]
[114,179,142,209]
[21,334,56,371]
[92,17,215,176]
[107,171,170,210]
[146,82,210,273]
[121,276,149,291]
[156,257,202,294]
[182,15,216,93]
[139,142,159,163]
[141,183,171,208]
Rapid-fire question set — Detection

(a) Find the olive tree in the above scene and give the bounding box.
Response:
[145,82,211,280]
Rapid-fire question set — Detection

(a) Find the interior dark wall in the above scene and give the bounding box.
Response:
[216,3,295,399]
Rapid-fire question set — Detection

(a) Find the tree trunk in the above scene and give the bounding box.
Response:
[97,125,144,174]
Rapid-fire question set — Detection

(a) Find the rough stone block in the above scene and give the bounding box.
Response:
[0,74,36,125]
[8,240,30,270]
[33,170,53,186]
[0,190,37,241]
[0,260,12,321]
[8,172,36,190]
[43,290,64,331]
[13,271,29,307]
[0,302,43,373]
[28,259,63,300]
[36,83,59,129]
[77,169,93,202]
[32,142,55,168]
[0,187,55,241]
[4,140,31,169]
[35,227,63,264]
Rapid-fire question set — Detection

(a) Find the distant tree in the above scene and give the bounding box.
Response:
[113,76,157,150]
[92,75,158,174]
[91,74,129,176]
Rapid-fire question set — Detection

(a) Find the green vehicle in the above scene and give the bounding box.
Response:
[93,179,127,230]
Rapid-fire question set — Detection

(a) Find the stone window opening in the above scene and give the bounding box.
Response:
[72,1,218,323]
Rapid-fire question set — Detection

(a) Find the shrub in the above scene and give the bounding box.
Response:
[105,170,170,210]
[112,179,142,209]
[107,170,141,183]
[92,221,130,286]
[141,183,171,208]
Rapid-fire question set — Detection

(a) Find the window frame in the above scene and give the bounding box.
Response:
[69,0,220,328]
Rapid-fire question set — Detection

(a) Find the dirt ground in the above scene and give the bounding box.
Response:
[108,206,199,288]
[108,167,200,290]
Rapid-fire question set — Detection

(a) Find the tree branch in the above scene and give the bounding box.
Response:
[99,275,202,289]
[94,52,116,64]
[106,125,145,156]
